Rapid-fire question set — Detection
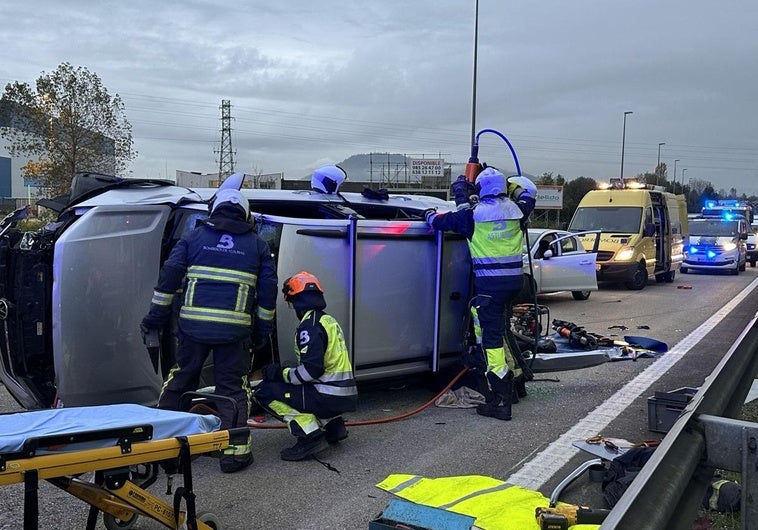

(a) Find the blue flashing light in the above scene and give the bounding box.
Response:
[706,201,716,208]
[689,246,698,254]
[706,250,717,259]
[724,212,734,221]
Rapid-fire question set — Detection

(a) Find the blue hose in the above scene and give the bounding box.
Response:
[472,128,522,176]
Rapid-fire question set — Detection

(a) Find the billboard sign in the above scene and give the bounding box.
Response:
[410,159,443,178]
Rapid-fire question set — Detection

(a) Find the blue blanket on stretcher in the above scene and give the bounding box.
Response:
[0,404,221,454]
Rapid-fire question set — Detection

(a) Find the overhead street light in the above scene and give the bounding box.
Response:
[620,111,633,181]
[656,142,665,185]
[680,169,688,193]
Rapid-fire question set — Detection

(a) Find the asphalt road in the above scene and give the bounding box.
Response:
[1,266,757,530]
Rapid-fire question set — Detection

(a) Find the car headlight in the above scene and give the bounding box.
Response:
[722,242,737,251]
[615,246,635,261]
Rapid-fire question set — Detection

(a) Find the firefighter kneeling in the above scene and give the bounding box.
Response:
[254,271,358,461]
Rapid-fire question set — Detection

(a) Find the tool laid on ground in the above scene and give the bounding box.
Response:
[552,319,598,350]
[535,504,610,529]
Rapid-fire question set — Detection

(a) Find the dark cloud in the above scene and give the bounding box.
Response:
[2,0,756,194]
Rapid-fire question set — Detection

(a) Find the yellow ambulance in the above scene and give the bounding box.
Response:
[567,181,688,290]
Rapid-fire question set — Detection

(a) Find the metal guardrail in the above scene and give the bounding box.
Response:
[602,313,758,529]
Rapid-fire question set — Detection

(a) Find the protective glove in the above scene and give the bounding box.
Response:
[516,196,536,218]
[262,363,283,382]
[450,175,475,206]
[139,322,161,374]
[519,215,530,232]
[424,208,438,226]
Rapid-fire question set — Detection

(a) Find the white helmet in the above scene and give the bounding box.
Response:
[311,165,346,194]
[210,188,250,218]
[475,167,507,198]
[507,175,537,199]
[210,174,249,218]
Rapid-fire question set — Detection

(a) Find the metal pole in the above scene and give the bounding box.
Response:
[673,159,680,193]
[656,142,665,185]
[470,0,479,149]
[681,169,687,194]
[620,111,633,181]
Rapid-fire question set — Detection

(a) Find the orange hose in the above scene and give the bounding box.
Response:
[247,367,470,429]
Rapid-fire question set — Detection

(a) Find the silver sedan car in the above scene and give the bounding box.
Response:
[521,228,599,301]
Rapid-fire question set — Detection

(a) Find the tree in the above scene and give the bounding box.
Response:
[559,176,597,226]
[0,63,135,198]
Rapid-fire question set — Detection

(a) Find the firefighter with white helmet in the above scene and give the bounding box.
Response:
[311,165,347,194]
[141,174,278,473]
[426,167,536,421]
[254,271,357,461]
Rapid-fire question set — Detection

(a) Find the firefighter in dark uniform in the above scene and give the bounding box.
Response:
[254,271,358,461]
[426,167,536,421]
[141,178,277,473]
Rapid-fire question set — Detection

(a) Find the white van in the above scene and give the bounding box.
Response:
[682,215,749,275]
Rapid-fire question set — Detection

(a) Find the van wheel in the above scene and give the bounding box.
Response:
[664,270,676,283]
[571,290,591,300]
[655,274,665,283]
[625,263,648,290]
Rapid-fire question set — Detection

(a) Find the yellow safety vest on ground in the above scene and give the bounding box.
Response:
[376,474,600,530]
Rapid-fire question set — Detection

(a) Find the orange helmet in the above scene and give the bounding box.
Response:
[282,271,324,301]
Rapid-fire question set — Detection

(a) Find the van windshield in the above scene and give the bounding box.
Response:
[569,207,642,233]
[689,219,739,237]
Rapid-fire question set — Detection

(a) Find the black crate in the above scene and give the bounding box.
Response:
[647,387,698,433]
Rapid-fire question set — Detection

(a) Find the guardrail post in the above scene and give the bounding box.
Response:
[699,414,758,529]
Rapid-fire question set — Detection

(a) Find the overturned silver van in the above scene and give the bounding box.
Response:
[0,174,471,409]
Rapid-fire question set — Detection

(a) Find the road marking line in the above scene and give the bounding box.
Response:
[507,277,758,491]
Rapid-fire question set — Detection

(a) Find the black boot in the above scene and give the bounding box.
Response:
[476,372,513,421]
[323,417,348,444]
[280,431,329,461]
[219,452,253,473]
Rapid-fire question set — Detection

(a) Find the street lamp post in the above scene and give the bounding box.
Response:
[656,142,665,185]
[681,169,687,193]
[672,159,680,192]
[620,111,633,181]
[470,0,479,149]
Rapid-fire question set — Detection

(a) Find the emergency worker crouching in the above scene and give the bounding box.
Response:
[141,177,278,473]
[426,168,536,421]
[254,271,358,461]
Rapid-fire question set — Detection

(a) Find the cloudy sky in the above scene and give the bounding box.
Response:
[2,0,757,195]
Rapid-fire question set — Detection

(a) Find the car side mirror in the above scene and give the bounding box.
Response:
[643,223,656,237]
[543,249,553,259]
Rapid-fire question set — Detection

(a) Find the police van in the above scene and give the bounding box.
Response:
[567,180,688,290]
[682,213,748,275]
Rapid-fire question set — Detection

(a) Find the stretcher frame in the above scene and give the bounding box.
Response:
[0,408,249,530]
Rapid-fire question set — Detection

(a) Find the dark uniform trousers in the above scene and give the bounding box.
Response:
[158,332,250,431]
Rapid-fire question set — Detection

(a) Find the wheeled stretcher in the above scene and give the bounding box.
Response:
[0,403,249,530]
